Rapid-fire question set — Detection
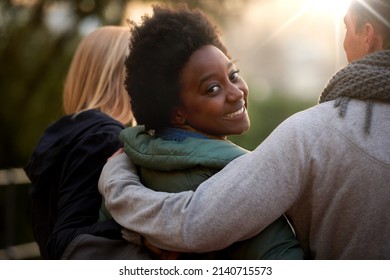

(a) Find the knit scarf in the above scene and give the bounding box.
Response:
[319,50,390,133]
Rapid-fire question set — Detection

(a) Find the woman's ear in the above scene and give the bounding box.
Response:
[170,107,186,125]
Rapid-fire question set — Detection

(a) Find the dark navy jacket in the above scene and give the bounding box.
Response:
[24,110,124,259]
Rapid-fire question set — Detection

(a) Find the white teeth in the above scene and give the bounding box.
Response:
[225,107,245,118]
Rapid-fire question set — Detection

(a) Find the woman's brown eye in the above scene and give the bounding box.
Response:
[207,84,220,94]
[230,70,240,81]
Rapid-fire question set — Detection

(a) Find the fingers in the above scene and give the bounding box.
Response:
[144,238,181,260]
[107,147,124,161]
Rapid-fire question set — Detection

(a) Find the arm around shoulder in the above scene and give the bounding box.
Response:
[98,153,197,251]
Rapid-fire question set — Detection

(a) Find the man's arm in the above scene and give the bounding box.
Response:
[98,116,306,252]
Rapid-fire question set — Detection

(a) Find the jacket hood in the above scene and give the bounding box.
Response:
[119,125,249,171]
[24,110,122,183]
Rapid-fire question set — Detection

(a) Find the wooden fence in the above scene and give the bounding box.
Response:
[0,168,40,259]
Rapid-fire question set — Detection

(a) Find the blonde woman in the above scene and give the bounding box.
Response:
[24,26,139,259]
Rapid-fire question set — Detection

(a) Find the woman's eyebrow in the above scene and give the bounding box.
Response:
[198,60,237,87]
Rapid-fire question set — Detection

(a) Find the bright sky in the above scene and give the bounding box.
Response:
[304,0,351,15]
[124,0,353,101]
[224,0,353,100]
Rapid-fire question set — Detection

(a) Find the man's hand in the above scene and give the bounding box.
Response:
[143,238,181,260]
[108,147,124,161]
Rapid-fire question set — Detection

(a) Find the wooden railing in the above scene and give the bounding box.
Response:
[0,168,30,186]
[0,168,40,259]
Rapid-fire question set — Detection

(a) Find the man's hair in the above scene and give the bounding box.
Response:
[350,0,390,48]
[124,4,229,132]
[63,26,134,125]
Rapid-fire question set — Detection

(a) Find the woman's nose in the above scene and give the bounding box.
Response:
[227,85,244,102]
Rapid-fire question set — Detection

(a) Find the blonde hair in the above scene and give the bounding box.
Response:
[63,26,134,125]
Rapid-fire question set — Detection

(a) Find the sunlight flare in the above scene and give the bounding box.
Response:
[306,0,352,17]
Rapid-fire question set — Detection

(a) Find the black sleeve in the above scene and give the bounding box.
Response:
[47,130,123,259]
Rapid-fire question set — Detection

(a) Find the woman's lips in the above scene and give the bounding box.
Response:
[224,106,246,119]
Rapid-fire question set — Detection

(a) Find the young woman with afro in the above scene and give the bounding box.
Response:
[100,4,305,260]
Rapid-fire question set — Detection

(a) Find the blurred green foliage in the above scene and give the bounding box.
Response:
[230,92,315,151]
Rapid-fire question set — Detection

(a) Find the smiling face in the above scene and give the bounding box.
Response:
[174,45,250,139]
